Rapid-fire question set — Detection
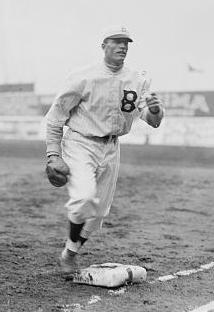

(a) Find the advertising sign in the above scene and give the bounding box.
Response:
[159,91,214,116]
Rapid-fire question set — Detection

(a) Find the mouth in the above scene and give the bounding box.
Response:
[117,52,126,57]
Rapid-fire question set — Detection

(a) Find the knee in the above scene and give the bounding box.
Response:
[66,184,99,222]
[68,181,97,204]
[79,184,97,203]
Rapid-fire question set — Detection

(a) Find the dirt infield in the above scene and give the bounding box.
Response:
[0,140,214,312]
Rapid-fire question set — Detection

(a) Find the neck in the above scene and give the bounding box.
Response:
[104,59,123,72]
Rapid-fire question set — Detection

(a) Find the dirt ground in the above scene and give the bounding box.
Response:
[0,140,214,312]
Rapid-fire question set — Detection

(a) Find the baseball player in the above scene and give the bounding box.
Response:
[45,26,164,274]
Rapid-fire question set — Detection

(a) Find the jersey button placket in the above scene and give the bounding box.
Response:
[112,86,120,133]
[108,80,116,132]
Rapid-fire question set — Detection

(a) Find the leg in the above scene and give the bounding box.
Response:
[59,221,87,274]
[80,140,120,238]
[60,132,100,272]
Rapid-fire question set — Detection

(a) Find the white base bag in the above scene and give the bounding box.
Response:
[72,263,147,288]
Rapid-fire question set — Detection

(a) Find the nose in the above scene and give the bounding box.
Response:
[120,42,128,49]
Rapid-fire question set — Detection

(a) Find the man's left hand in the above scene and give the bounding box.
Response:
[146,93,162,114]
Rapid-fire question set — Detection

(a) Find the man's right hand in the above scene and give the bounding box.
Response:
[46,155,70,187]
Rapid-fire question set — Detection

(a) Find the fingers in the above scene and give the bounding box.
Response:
[146,98,160,106]
[145,92,156,98]
[146,93,162,106]
[145,93,162,114]
[47,158,70,176]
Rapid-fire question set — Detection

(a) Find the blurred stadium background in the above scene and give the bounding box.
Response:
[0,81,213,147]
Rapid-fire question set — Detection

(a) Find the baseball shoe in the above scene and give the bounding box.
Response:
[59,248,79,274]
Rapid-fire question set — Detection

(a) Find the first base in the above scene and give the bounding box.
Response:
[71,263,147,288]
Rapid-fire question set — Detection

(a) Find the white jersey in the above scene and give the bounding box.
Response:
[46,61,163,156]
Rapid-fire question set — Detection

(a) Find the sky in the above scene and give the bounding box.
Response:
[0,0,214,94]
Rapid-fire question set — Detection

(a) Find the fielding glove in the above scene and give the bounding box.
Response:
[46,155,70,187]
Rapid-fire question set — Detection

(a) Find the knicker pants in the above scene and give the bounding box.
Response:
[62,129,120,239]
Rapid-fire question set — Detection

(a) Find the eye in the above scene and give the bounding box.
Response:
[121,40,128,46]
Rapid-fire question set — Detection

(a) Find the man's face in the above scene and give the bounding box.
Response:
[102,38,129,65]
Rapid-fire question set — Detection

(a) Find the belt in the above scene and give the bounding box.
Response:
[93,135,117,144]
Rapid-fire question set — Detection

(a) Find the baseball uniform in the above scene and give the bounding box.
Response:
[46,61,164,252]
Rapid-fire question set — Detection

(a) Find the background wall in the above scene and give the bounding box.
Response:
[0,87,213,147]
[120,117,214,147]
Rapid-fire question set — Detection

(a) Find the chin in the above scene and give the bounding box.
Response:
[114,58,125,65]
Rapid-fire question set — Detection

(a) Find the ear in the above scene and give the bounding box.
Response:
[101,42,106,50]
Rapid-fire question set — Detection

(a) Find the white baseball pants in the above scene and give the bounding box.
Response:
[62,129,120,239]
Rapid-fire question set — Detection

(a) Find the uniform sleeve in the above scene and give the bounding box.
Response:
[46,73,83,157]
[137,75,164,128]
